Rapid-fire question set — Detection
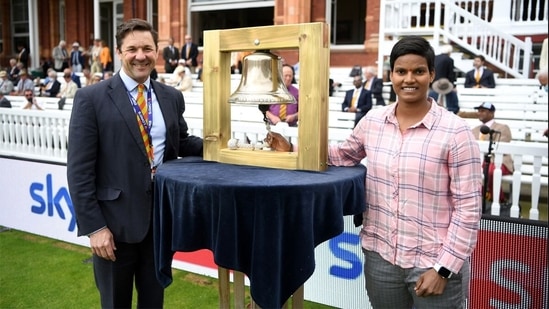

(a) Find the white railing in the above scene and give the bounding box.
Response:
[0,109,70,164]
[1,108,547,220]
[379,0,546,78]
[478,141,548,220]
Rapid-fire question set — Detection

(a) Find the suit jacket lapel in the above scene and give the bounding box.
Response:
[152,80,176,157]
[107,75,150,159]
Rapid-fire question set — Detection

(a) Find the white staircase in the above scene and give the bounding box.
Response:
[378,0,548,78]
[450,52,474,75]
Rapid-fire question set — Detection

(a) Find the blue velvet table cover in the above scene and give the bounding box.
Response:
[153,157,366,308]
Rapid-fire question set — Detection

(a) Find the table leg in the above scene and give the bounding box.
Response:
[219,268,303,309]
[281,284,304,309]
[234,271,245,308]
[218,267,230,309]
[292,285,304,308]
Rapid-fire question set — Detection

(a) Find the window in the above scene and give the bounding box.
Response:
[330,0,366,45]
[189,1,275,46]
[190,7,273,46]
[11,0,30,54]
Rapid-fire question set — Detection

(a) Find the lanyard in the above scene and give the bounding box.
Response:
[128,86,153,139]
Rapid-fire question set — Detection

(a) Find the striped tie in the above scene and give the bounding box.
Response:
[279,104,287,121]
[136,84,153,164]
[350,89,358,108]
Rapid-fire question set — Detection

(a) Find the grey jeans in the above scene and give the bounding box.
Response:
[363,249,470,309]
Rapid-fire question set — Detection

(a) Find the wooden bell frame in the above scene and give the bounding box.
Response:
[202,23,329,171]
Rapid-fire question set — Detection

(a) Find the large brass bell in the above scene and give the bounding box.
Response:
[228,51,296,106]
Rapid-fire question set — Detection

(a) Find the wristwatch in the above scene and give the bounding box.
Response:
[433,263,453,279]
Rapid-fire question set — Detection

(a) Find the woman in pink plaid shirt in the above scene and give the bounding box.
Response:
[328,36,482,308]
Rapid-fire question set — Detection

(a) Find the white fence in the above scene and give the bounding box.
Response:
[0,107,546,220]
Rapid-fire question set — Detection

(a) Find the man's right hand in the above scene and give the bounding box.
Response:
[90,228,117,261]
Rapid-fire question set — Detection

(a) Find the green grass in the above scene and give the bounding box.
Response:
[0,229,333,309]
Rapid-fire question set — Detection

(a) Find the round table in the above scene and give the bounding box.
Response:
[153,157,366,308]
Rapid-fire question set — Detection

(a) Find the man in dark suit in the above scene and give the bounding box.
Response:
[363,66,385,106]
[181,34,199,74]
[342,75,373,127]
[464,55,496,88]
[67,18,203,308]
[162,37,179,73]
[429,44,460,114]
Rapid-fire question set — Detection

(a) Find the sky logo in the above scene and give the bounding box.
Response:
[29,173,75,232]
[329,232,362,279]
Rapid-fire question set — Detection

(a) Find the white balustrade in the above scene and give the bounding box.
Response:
[1,108,547,220]
[478,140,548,220]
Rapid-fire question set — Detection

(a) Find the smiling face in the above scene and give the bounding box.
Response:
[116,30,158,84]
[390,54,434,105]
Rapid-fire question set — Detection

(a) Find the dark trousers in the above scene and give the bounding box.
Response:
[93,227,164,308]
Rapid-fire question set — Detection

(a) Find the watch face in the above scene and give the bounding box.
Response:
[438,267,452,278]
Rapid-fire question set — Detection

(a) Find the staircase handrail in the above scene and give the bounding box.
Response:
[379,0,532,78]
[441,0,532,78]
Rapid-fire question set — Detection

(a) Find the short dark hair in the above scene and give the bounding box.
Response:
[475,55,486,62]
[389,36,435,73]
[116,18,158,50]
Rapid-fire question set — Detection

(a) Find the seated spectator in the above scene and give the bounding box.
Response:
[40,70,61,97]
[21,89,44,110]
[266,64,299,127]
[341,75,373,127]
[464,55,496,88]
[0,71,14,95]
[167,60,187,84]
[15,70,35,96]
[471,102,512,202]
[170,66,193,92]
[57,69,79,110]
[40,68,56,84]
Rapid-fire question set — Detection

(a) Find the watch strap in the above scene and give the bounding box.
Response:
[434,263,453,279]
